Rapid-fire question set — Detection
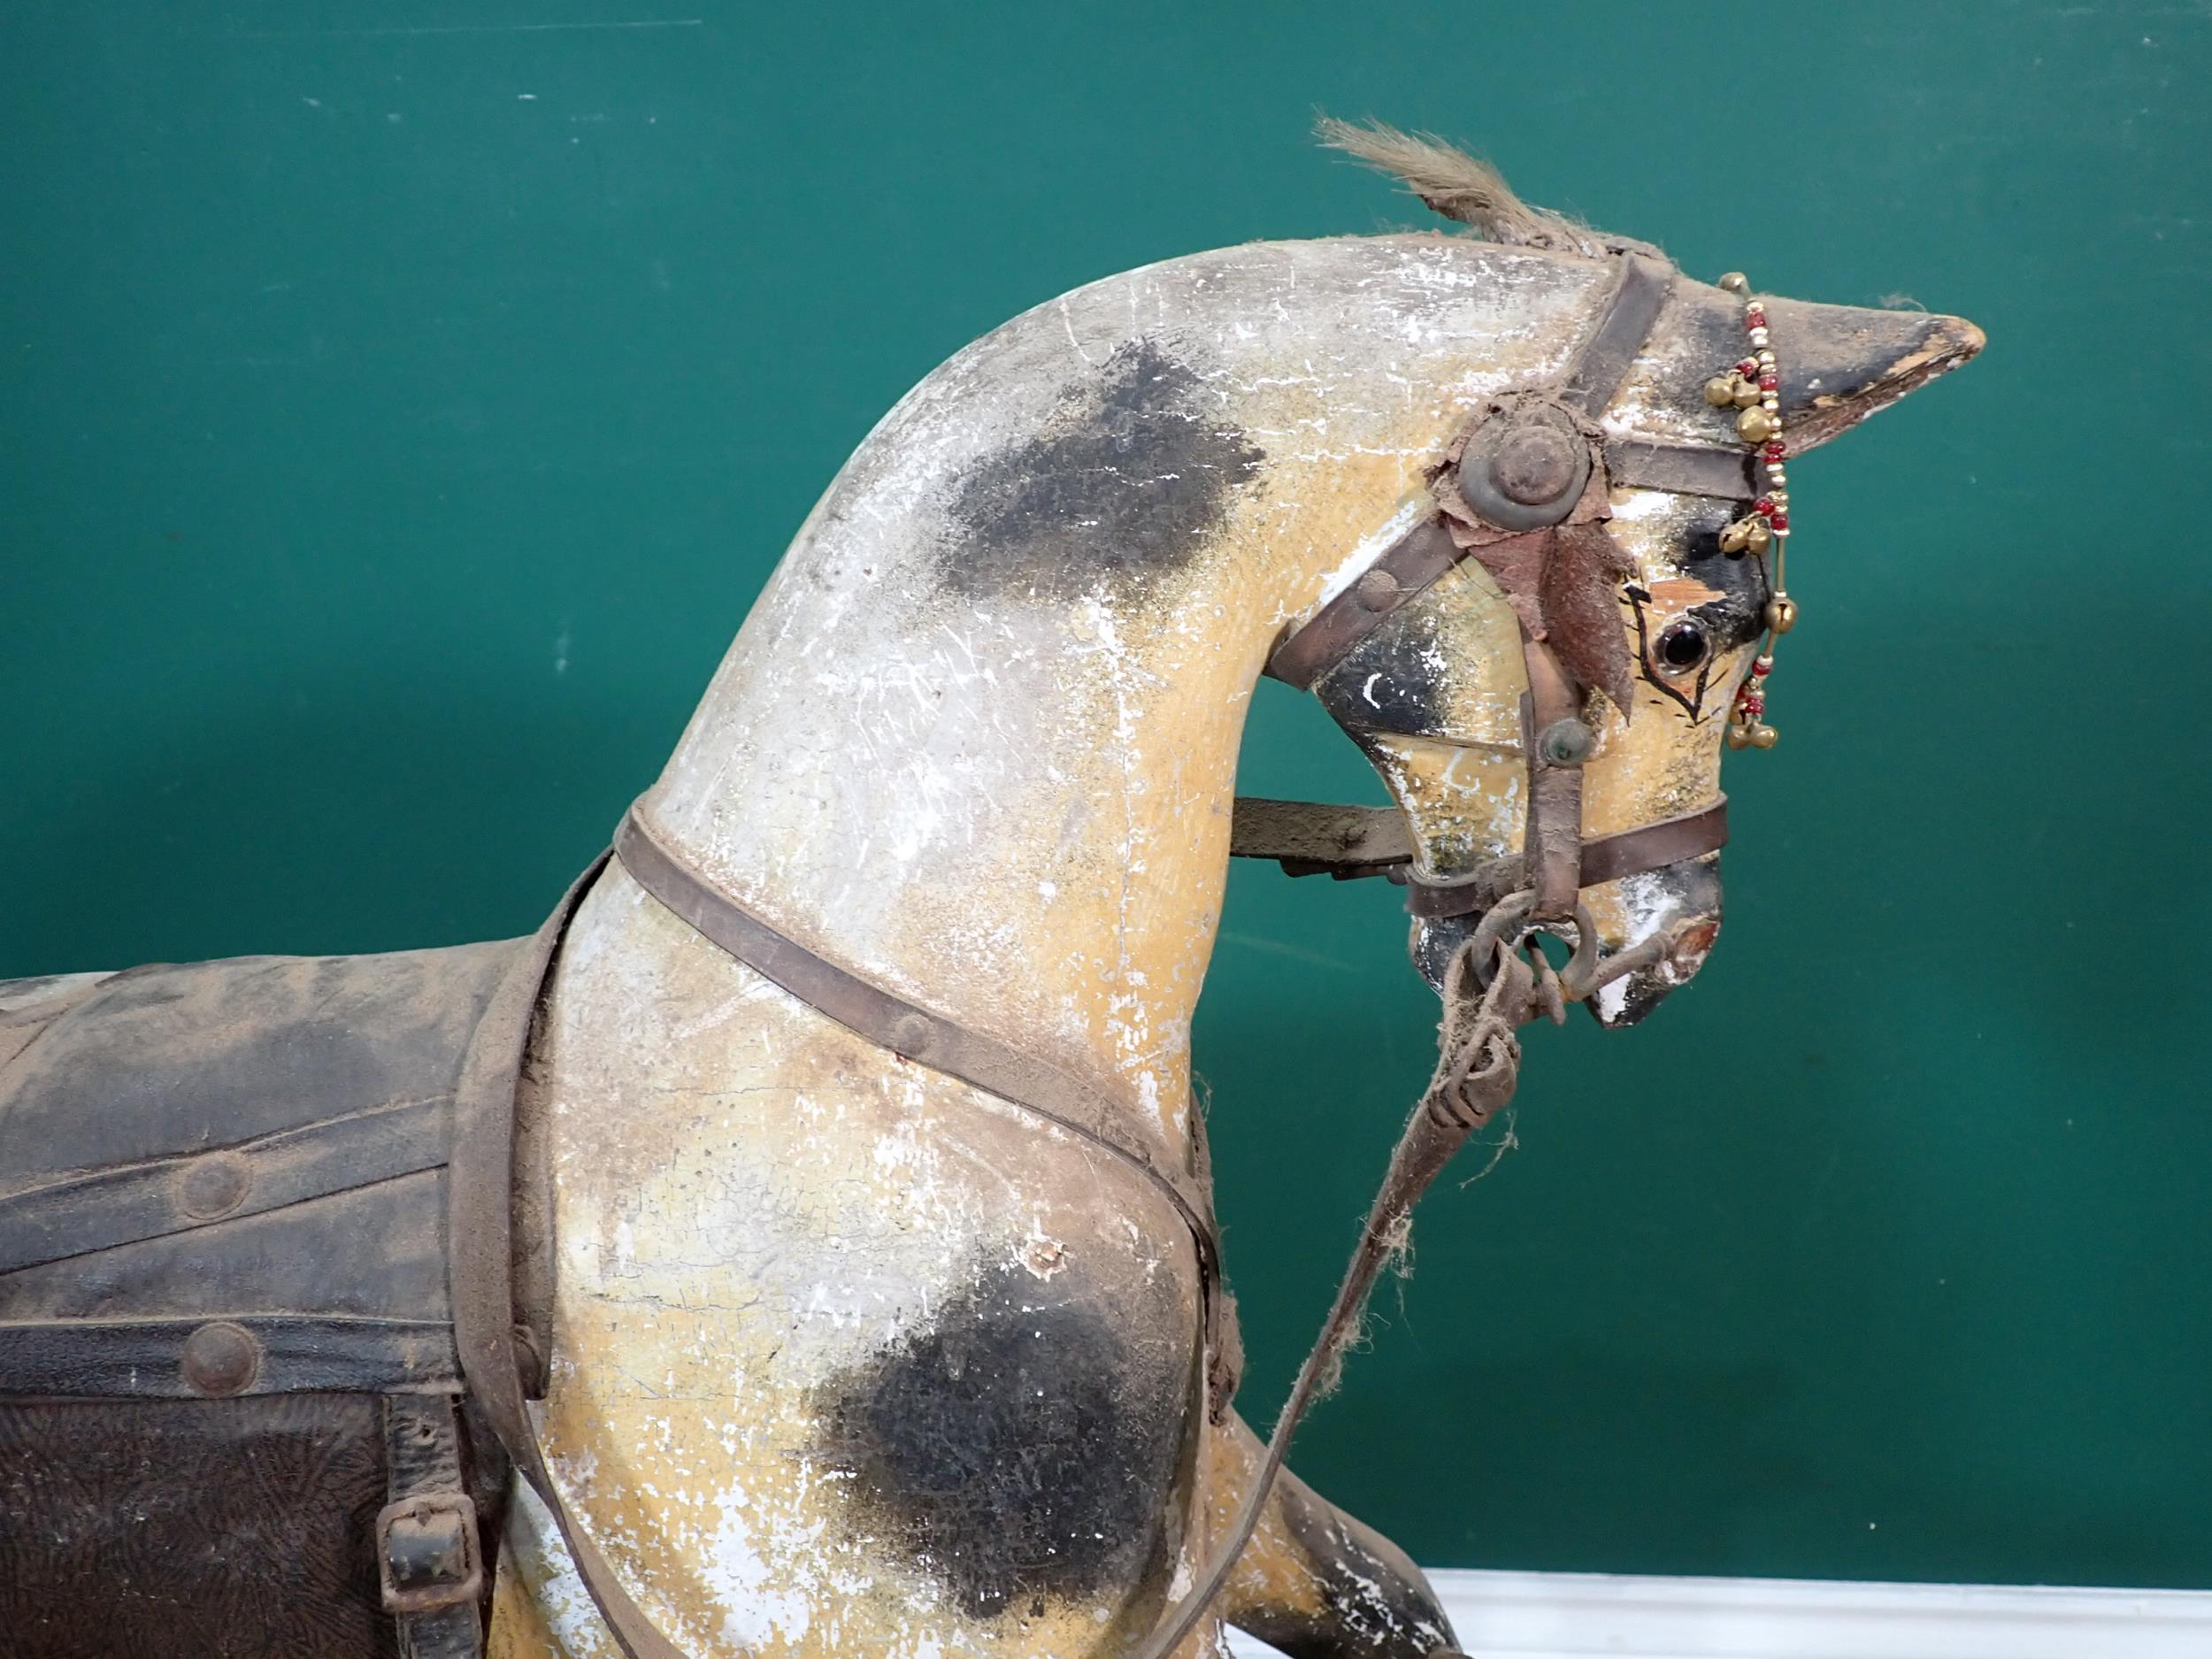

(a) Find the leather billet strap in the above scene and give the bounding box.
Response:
[1607,436,1755,499]
[451,833,1235,1659]
[610,810,1233,1404]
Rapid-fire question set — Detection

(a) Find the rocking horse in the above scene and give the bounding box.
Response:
[0,124,1980,1658]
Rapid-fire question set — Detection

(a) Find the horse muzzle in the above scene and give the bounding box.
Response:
[1408,852,1722,1029]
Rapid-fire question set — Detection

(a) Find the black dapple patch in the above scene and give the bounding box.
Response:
[942,339,1263,600]
[812,1256,1189,1619]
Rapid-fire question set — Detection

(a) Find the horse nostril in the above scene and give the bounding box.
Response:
[1671,918,1721,964]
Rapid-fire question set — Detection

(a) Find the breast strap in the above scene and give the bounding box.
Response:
[607,811,1226,1377]
[450,827,1235,1659]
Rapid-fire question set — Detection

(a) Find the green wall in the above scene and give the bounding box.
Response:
[5,2,2207,1589]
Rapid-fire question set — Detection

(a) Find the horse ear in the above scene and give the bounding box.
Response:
[1648,279,1984,455]
[1762,294,1985,451]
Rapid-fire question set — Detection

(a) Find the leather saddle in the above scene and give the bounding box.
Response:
[0,940,530,1658]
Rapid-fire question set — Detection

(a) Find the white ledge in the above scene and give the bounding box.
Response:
[1224,1568,2212,1659]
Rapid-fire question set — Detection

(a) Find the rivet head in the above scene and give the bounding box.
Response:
[1353,568,1401,613]
[175,1151,252,1221]
[1536,718,1597,768]
[182,1320,261,1396]
[889,1012,935,1058]
[1490,424,1581,506]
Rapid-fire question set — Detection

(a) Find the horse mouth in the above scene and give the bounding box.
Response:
[1407,857,1723,1029]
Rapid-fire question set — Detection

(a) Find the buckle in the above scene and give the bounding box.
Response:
[375,1491,485,1614]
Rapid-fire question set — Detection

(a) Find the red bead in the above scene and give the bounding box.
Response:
[1755,495,1775,515]
[1759,374,1778,390]
[1738,357,1759,375]
[1740,695,1764,715]
[1763,440,1787,460]
[1750,660,1770,677]
[1770,511,1789,531]
[1747,307,1767,326]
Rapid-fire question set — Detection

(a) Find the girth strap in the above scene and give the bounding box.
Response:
[448,850,694,1659]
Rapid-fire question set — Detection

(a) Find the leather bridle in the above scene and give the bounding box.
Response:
[1234,251,1745,941]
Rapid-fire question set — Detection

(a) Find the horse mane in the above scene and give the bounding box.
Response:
[1316,117,1638,261]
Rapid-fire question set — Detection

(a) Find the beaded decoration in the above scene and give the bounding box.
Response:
[1701,272,1798,750]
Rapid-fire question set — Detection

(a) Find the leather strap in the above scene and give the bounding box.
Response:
[1405,797,1730,919]
[0,1093,451,1273]
[1227,795,1415,876]
[380,1394,486,1658]
[1124,932,1535,1659]
[1519,642,1586,920]
[1605,436,1756,499]
[611,810,1231,1405]
[1265,516,1462,689]
[447,851,692,1659]
[1559,253,1673,414]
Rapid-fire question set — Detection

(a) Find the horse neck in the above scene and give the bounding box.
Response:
[627,234,1608,1151]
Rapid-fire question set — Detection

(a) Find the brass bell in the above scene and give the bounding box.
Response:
[1732,379,1763,410]
[1718,272,1751,296]
[1764,593,1798,634]
[1704,374,1740,408]
[1744,519,1773,556]
[1749,722,1779,749]
[1718,519,1751,556]
[1725,724,1752,750]
[1737,406,1778,443]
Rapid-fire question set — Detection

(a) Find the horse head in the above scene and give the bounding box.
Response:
[1252,124,1984,1028]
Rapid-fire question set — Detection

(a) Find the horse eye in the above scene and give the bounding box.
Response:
[1655,619,1711,673]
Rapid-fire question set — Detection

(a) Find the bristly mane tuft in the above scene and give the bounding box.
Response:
[1316,117,1640,260]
